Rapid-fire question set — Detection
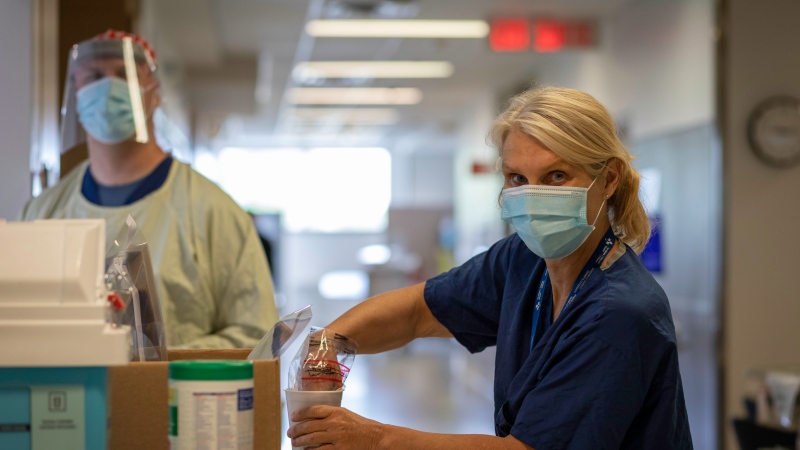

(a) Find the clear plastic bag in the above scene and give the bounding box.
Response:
[288,327,357,391]
[247,305,313,360]
[104,215,167,361]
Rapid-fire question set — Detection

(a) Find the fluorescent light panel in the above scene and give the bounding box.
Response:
[294,61,454,79]
[306,20,489,38]
[288,87,422,105]
[287,108,400,125]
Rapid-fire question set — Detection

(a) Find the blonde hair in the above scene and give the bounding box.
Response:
[489,85,651,253]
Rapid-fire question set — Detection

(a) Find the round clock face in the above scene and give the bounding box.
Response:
[748,96,800,168]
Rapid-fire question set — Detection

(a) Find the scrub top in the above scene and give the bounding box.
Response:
[21,159,278,349]
[424,228,693,449]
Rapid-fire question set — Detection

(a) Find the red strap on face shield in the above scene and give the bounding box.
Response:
[92,29,158,66]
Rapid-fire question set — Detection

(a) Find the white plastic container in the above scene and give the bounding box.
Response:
[169,360,254,450]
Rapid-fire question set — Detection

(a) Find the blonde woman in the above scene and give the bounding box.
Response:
[288,86,693,450]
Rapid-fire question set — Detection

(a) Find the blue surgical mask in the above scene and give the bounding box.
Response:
[501,176,605,259]
[76,77,137,144]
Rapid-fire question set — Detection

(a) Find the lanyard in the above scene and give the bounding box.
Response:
[529,229,617,351]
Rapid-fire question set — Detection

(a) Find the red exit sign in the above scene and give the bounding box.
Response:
[489,18,595,53]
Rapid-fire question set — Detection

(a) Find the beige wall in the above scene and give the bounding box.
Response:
[722,0,800,448]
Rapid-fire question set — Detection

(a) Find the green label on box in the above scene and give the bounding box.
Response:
[169,406,178,436]
[30,385,85,450]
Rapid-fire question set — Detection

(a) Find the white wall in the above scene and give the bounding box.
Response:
[0,0,33,220]
[137,0,194,162]
[452,91,506,264]
[391,140,455,210]
[535,0,714,141]
[723,1,800,448]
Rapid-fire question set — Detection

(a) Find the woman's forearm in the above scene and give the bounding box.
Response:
[325,282,451,354]
[378,424,533,450]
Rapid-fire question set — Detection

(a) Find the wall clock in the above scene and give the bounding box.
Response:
[747,96,800,168]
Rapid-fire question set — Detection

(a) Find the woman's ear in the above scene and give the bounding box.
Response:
[604,158,623,198]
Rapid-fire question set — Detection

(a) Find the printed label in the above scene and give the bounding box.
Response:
[30,385,85,450]
[170,382,253,450]
[237,388,254,412]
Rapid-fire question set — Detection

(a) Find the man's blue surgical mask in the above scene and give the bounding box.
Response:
[76,77,138,144]
[501,175,606,259]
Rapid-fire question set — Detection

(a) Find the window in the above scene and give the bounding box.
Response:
[213,147,391,233]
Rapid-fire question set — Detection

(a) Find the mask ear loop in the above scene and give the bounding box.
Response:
[588,161,611,227]
[589,194,607,227]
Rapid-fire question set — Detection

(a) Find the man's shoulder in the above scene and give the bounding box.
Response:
[168,160,250,221]
[22,162,88,219]
[172,160,233,201]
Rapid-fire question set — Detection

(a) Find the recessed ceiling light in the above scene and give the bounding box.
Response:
[287,87,422,105]
[287,108,400,125]
[305,20,489,38]
[318,270,370,301]
[294,61,454,80]
[357,244,392,265]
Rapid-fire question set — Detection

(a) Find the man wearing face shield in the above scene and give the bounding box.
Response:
[21,30,278,348]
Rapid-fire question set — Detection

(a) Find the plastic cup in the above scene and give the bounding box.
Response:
[285,389,344,450]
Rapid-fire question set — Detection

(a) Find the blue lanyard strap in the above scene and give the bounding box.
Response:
[530,228,617,351]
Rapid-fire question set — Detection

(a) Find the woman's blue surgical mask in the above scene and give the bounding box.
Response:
[501,175,606,259]
[76,77,139,144]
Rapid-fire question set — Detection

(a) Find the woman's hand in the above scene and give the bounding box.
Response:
[287,405,386,450]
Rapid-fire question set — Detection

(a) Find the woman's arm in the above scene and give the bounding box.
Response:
[381,426,534,450]
[291,284,525,449]
[324,282,452,354]
[288,405,535,450]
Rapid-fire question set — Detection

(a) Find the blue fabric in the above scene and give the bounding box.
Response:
[95,178,145,207]
[424,229,693,449]
[82,156,173,206]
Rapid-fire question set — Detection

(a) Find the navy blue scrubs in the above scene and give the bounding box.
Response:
[424,228,693,449]
[82,156,173,206]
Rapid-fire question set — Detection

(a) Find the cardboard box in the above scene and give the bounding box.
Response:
[108,349,280,450]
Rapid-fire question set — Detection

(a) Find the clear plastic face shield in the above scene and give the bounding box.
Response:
[61,36,159,152]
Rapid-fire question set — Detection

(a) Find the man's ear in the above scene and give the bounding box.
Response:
[153,85,162,109]
[145,80,162,110]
